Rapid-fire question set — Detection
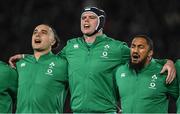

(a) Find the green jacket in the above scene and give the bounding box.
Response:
[116,59,179,113]
[0,61,17,113]
[16,52,68,113]
[175,60,180,113]
[60,34,130,112]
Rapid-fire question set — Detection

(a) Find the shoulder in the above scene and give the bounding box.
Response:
[17,54,33,64]
[103,36,130,56]
[56,55,67,64]
[0,61,8,67]
[0,61,10,72]
[151,59,164,69]
[50,54,68,69]
[116,63,129,72]
[62,37,82,51]
[175,59,180,66]
[67,37,82,44]
[175,59,180,74]
[105,36,128,46]
[105,36,129,53]
[146,59,164,74]
[0,61,17,77]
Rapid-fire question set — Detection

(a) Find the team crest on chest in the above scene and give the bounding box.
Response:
[100,44,110,58]
[148,74,158,89]
[45,62,55,76]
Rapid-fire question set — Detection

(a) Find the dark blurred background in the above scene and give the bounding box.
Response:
[0,0,180,62]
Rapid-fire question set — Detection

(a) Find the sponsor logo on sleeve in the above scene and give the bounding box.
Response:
[20,63,26,67]
[73,44,79,49]
[120,73,126,78]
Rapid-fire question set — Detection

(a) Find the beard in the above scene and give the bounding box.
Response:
[129,56,148,72]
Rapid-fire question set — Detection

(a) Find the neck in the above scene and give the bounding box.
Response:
[84,31,103,43]
[144,57,152,67]
[34,49,51,60]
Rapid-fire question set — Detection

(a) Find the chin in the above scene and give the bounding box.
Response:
[129,59,145,71]
[33,48,43,51]
[131,60,139,64]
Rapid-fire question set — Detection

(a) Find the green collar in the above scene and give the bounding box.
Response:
[139,59,155,72]
[32,51,54,62]
[82,34,107,47]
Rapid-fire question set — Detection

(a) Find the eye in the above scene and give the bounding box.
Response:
[41,30,48,34]
[131,44,135,48]
[81,16,86,20]
[89,15,97,19]
[139,45,144,49]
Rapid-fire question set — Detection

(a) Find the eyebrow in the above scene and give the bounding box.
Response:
[33,29,48,33]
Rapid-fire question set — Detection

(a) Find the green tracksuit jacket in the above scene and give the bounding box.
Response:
[0,61,17,113]
[16,52,68,113]
[115,59,179,113]
[60,34,130,112]
[175,60,180,113]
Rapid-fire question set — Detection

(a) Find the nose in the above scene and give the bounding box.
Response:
[35,32,41,37]
[132,47,138,53]
[84,17,89,22]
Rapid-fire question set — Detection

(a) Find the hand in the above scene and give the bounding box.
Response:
[8,54,24,68]
[160,59,176,84]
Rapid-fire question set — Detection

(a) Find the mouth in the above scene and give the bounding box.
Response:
[84,24,90,29]
[132,54,140,61]
[34,39,42,44]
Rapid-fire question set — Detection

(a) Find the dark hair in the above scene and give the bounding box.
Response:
[51,27,60,50]
[132,35,153,51]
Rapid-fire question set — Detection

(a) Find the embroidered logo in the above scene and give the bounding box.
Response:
[20,63,26,67]
[101,44,110,58]
[120,73,126,78]
[73,44,79,49]
[45,62,55,76]
[148,74,158,89]
[104,44,110,49]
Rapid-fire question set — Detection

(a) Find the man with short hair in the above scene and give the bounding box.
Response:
[115,35,179,113]
[15,24,68,113]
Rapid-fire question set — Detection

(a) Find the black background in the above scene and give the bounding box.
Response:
[0,0,180,62]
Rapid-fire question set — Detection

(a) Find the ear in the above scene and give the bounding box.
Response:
[51,39,56,46]
[148,50,153,58]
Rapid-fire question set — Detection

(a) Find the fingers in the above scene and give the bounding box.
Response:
[8,54,23,68]
[166,69,176,84]
[160,66,166,74]
[160,60,176,84]
[8,57,16,68]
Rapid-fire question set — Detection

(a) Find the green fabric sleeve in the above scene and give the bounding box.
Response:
[154,59,167,65]
[121,44,130,64]
[8,67,18,101]
[167,77,179,100]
